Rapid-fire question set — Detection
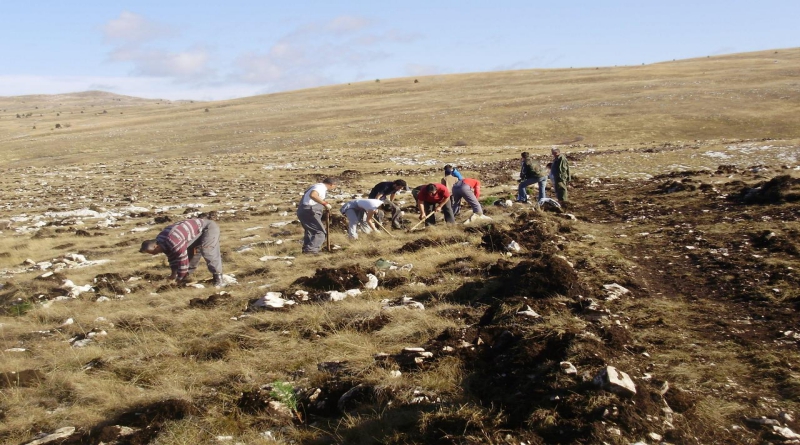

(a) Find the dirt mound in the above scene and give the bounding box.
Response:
[738,175,800,204]
[93,273,128,294]
[751,230,799,256]
[189,292,232,308]
[490,256,584,298]
[475,224,515,252]
[658,179,697,194]
[339,169,361,179]
[293,264,370,291]
[475,217,561,254]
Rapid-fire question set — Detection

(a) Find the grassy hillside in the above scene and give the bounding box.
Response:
[0,48,798,167]
[0,49,799,445]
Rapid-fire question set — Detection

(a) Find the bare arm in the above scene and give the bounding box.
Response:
[309,190,328,207]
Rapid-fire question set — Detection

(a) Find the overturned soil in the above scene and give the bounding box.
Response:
[292,264,370,291]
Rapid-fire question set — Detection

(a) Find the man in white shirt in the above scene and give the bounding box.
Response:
[339,198,389,240]
[296,177,338,254]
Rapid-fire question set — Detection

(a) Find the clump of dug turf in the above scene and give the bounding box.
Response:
[489,255,584,298]
[293,264,369,291]
[738,175,800,204]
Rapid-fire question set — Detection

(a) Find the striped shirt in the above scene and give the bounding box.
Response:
[156,218,206,279]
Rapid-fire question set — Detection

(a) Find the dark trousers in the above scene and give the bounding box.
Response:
[423,200,455,226]
[297,205,326,253]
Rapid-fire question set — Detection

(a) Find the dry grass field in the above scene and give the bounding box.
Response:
[0,48,799,445]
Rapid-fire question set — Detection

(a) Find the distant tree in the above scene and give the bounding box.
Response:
[375,79,380,83]
[414,79,419,83]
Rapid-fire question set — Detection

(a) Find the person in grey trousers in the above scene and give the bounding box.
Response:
[297,177,338,254]
[451,178,483,216]
[139,218,224,286]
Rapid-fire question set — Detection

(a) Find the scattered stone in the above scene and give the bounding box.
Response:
[516,305,541,318]
[269,221,294,228]
[506,240,521,252]
[251,292,296,309]
[603,283,630,301]
[381,296,424,310]
[60,280,93,298]
[594,366,637,397]
[259,255,295,262]
[22,427,75,445]
[560,361,577,375]
[745,416,780,426]
[773,425,800,440]
[464,213,493,224]
[327,289,362,301]
[365,274,379,289]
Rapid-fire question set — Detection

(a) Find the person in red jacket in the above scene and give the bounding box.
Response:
[416,183,455,226]
[452,178,483,216]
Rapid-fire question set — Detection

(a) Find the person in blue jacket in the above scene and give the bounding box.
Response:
[444,164,463,180]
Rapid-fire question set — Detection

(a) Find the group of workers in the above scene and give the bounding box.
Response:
[139,148,570,285]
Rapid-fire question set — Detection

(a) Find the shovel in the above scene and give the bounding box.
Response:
[372,217,395,238]
[326,210,331,252]
[407,213,433,232]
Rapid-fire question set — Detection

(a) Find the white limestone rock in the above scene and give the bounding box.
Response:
[594,366,637,397]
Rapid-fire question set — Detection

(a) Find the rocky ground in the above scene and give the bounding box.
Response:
[0,140,799,444]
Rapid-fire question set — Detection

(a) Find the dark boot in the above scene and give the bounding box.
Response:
[213,273,224,286]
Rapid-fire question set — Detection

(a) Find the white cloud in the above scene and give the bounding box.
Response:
[325,15,372,34]
[110,46,213,79]
[102,11,173,43]
[232,14,407,90]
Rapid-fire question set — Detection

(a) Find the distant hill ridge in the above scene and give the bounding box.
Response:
[0,47,798,167]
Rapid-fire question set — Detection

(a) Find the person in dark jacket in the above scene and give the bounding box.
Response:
[368,179,407,229]
[517,152,547,203]
[140,218,223,286]
[549,147,571,207]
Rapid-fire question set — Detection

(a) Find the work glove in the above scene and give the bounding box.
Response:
[324,203,332,211]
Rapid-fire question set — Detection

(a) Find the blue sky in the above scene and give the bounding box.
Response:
[0,1,797,101]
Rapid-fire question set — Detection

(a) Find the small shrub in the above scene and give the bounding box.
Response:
[375,79,380,83]
[480,197,499,206]
[9,300,33,316]
[453,140,468,147]
[414,79,419,83]
[204,108,209,112]
[270,381,298,412]
[55,123,62,129]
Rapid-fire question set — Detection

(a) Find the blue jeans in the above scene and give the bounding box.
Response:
[517,178,547,202]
